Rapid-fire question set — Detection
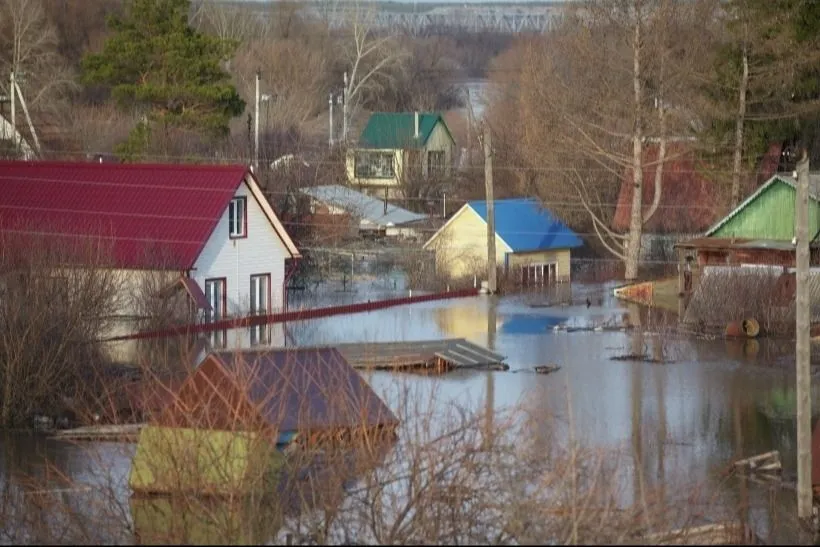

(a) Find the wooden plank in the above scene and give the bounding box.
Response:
[51,423,144,441]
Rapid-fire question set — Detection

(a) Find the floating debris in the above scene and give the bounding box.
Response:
[731,450,782,476]
[610,353,674,364]
[511,365,561,375]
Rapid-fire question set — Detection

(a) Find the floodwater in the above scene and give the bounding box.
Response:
[0,281,815,543]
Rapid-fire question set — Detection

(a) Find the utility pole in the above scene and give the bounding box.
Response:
[342,71,349,143]
[9,72,16,150]
[795,151,812,522]
[254,71,261,172]
[14,76,40,155]
[483,126,497,294]
[328,93,334,149]
[465,87,473,167]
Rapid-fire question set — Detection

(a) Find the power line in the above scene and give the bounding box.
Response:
[17,146,793,174]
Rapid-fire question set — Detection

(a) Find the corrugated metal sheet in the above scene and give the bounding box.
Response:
[0,160,249,269]
[358,112,449,149]
[468,198,583,252]
[329,338,506,370]
[300,185,427,228]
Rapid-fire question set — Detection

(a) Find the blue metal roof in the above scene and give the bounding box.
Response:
[467,198,583,252]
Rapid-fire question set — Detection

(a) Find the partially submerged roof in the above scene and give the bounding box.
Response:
[466,198,583,252]
[0,160,299,269]
[301,185,427,227]
[329,339,506,371]
[186,348,399,433]
[358,112,454,149]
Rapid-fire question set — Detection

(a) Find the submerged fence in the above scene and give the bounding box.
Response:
[106,288,481,342]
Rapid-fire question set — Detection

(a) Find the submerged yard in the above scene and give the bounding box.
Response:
[0,281,813,543]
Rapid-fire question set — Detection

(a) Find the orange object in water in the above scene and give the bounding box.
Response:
[725,318,760,338]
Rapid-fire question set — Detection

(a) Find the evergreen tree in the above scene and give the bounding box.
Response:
[82,0,245,159]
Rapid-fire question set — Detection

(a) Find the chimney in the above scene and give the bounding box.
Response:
[414,111,419,140]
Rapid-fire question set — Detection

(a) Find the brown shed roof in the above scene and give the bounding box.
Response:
[163,347,398,434]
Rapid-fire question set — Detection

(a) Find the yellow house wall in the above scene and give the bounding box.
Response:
[507,249,573,281]
[424,206,512,280]
[102,268,182,364]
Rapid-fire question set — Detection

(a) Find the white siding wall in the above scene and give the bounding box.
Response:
[192,180,290,317]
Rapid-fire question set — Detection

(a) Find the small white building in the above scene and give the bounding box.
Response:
[300,184,429,240]
[0,160,301,361]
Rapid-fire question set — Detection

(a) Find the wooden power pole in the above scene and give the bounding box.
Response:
[483,126,497,294]
[795,151,812,521]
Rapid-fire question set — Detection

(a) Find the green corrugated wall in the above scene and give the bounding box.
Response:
[712,179,820,240]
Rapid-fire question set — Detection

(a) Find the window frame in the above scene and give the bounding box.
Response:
[249,273,271,316]
[354,151,395,179]
[228,197,248,239]
[427,150,446,178]
[204,277,227,322]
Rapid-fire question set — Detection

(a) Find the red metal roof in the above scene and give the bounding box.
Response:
[0,160,250,270]
[612,142,726,234]
[613,142,785,235]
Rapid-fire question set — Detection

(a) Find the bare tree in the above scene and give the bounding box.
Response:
[0,0,76,115]
[338,1,408,143]
[0,227,123,427]
[509,0,715,280]
[191,0,267,45]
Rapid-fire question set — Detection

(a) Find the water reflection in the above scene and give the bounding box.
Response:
[2,284,815,542]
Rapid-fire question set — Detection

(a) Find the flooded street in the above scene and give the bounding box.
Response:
[0,281,812,543]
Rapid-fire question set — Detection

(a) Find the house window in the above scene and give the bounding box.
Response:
[228,197,247,239]
[427,150,445,177]
[204,278,226,322]
[354,152,395,179]
[249,274,271,315]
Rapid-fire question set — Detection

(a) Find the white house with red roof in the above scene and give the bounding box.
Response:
[0,160,300,362]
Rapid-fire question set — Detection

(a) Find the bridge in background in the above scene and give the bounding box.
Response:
[267,3,571,34]
[360,8,565,34]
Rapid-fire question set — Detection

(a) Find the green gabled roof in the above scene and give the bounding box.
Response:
[358,112,453,149]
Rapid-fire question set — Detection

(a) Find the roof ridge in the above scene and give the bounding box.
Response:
[0,160,249,172]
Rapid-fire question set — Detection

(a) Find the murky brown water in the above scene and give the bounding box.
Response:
[0,281,815,544]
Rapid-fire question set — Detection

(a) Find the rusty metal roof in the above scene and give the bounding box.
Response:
[328,339,506,370]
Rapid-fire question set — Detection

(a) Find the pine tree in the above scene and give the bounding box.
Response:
[82,0,245,159]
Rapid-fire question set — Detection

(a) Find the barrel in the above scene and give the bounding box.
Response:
[742,318,760,338]
[725,321,743,338]
[725,318,760,338]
